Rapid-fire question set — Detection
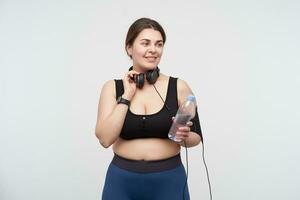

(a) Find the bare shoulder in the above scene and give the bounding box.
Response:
[177,78,193,95]
[96,79,116,122]
[177,78,194,106]
[102,79,115,89]
[100,79,116,98]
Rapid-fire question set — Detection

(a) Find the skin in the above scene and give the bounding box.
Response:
[95,28,201,161]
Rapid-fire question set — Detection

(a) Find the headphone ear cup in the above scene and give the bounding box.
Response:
[134,73,144,89]
[146,68,159,84]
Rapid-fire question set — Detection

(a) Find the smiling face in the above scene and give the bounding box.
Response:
[126,28,164,72]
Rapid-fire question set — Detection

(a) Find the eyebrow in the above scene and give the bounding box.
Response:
[140,39,163,43]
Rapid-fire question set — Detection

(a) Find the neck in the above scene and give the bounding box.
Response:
[131,64,158,73]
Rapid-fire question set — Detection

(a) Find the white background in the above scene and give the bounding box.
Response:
[1,0,299,199]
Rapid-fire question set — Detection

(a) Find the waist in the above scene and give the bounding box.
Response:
[113,137,180,160]
[111,153,182,173]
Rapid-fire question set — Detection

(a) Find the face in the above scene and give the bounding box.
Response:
[126,28,164,71]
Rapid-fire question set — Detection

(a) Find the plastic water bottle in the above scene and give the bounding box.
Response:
[168,94,197,142]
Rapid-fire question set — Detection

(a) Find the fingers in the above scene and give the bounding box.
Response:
[186,121,193,127]
[127,70,139,80]
[123,72,133,82]
[175,131,189,140]
[175,122,191,141]
[170,117,192,142]
[178,126,190,132]
[123,71,137,81]
[122,71,138,99]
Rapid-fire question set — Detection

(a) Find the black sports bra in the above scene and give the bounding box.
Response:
[114,76,203,140]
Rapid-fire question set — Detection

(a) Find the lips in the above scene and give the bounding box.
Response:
[145,57,157,62]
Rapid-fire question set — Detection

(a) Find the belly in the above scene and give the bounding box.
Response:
[112,137,181,161]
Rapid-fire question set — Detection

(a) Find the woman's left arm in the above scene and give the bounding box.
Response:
[176,79,203,148]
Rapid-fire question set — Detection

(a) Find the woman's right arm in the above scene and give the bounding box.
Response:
[95,72,137,148]
[94,80,127,148]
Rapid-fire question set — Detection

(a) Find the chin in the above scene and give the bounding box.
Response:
[144,62,159,70]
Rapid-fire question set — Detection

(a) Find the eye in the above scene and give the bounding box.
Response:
[142,42,149,46]
[157,43,164,47]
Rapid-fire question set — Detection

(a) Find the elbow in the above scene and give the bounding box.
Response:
[97,136,112,149]
[100,141,112,148]
[95,131,113,149]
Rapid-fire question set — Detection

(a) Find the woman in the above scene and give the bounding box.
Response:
[95,17,202,200]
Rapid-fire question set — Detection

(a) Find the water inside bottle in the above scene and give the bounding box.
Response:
[175,113,192,125]
[168,113,192,142]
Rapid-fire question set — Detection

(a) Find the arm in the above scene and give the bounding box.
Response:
[176,79,202,148]
[94,80,128,148]
[95,71,138,148]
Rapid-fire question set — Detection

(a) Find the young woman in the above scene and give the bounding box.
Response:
[95,17,202,200]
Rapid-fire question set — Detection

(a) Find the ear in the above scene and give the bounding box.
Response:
[126,45,133,57]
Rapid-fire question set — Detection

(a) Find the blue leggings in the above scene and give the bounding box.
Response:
[101,154,190,200]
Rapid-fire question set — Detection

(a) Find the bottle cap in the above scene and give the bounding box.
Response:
[187,94,196,102]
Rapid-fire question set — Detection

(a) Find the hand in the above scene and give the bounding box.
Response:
[122,70,139,100]
[172,117,193,142]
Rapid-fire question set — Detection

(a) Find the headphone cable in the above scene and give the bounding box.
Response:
[153,84,212,200]
[201,137,213,200]
[184,139,213,200]
[183,141,188,200]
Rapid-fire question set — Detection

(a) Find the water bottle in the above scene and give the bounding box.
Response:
[168,94,197,142]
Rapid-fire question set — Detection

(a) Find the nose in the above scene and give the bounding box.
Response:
[148,44,156,53]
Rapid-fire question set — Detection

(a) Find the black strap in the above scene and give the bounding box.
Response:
[166,77,178,111]
[114,79,124,100]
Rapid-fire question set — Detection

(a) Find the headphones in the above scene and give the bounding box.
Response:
[129,66,160,89]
